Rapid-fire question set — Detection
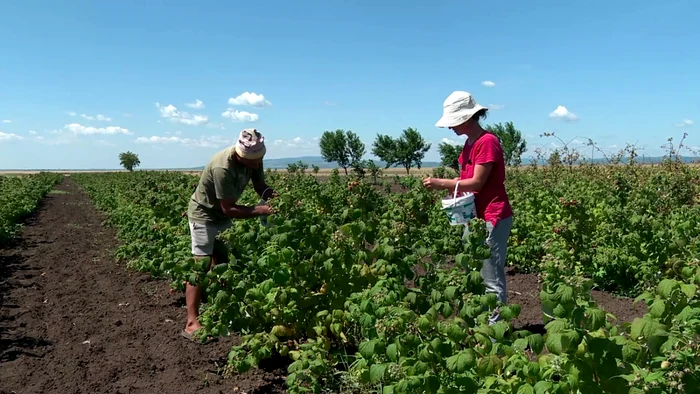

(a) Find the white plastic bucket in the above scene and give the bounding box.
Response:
[441,181,476,226]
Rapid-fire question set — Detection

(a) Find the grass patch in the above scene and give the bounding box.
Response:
[49,189,69,194]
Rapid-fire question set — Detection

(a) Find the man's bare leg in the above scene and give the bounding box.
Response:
[184,255,215,335]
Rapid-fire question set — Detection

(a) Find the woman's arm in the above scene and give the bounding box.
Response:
[423,163,493,193]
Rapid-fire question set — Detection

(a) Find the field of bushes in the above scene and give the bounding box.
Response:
[0,172,63,245]
[71,158,700,394]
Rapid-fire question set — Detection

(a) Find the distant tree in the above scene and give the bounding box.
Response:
[372,127,432,174]
[318,129,366,175]
[346,131,366,167]
[438,141,462,171]
[312,165,320,174]
[119,151,140,172]
[488,122,527,167]
[319,130,348,174]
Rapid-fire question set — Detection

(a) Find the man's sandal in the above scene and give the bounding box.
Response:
[180,329,217,344]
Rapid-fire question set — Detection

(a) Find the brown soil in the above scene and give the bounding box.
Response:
[0,179,287,394]
[505,267,648,334]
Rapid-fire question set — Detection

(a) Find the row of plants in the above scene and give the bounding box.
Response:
[72,160,699,393]
[0,172,63,245]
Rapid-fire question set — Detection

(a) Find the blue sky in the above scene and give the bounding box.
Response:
[1,0,698,169]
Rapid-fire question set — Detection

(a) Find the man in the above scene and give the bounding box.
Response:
[182,128,275,342]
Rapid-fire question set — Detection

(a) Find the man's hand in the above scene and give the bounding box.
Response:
[256,204,274,216]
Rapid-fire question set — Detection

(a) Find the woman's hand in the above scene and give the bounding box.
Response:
[422,177,446,190]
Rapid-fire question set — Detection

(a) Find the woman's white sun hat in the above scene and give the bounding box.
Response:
[435,91,487,128]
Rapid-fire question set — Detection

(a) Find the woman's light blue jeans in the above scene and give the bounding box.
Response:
[463,215,513,325]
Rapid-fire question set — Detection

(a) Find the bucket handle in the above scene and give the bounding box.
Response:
[451,181,461,207]
[261,187,273,201]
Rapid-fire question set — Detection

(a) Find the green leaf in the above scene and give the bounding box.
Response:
[534,381,552,394]
[369,363,388,383]
[386,343,399,362]
[445,323,466,343]
[499,306,516,320]
[425,375,440,394]
[446,349,475,373]
[477,355,502,376]
[621,341,642,362]
[657,279,677,298]
[528,334,544,354]
[545,333,571,355]
[545,319,567,333]
[455,253,469,269]
[648,299,666,318]
[491,321,508,341]
[382,385,394,394]
[586,307,606,330]
[359,339,376,359]
[556,284,574,304]
[517,383,535,394]
[553,303,568,318]
[513,338,529,351]
[630,317,665,340]
[442,303,454,318]
[444,286,459,301]
[680,283,697,299]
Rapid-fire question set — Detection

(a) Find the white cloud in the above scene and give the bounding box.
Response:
[488,104,505,110]
[79,114,111,122]
[228,92,271,107]
[675,119,693,127]
[156,103,209,126]
[64,123,133,135]
[186,99,205,109]
[324,101,338,107]
[272,137,316,150]
[2,120,11,124]
[222,109,259,122]
[440,137,464,145]
[29,130,37,135]
[135,134,232,148]
[123,113,132,117]
[482,81,496,87]
[549,105,579,122]
[67,112,77,116]
[0,131,23,141]
[206,123,226,130]
[96,139,116,147]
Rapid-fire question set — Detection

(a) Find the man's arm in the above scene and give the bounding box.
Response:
[212,167,271,218]
[251,165,276,201]
[219,197,271,218]
[253,179,276,201]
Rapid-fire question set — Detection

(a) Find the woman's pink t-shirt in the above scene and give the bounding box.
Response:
[457,132,513,226]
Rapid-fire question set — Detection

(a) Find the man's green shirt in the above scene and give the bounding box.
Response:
[187,146,265,224]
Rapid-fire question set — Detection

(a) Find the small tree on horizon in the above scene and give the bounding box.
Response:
[119,151,140,172]
[438,141,462,171]
[318,129,365,175]
[488,121,527,167]
[372,127,431,174]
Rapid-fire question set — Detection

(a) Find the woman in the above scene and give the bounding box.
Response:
[423,91,513,324]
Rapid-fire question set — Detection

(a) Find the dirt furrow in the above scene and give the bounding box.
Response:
[0,178,286,394]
